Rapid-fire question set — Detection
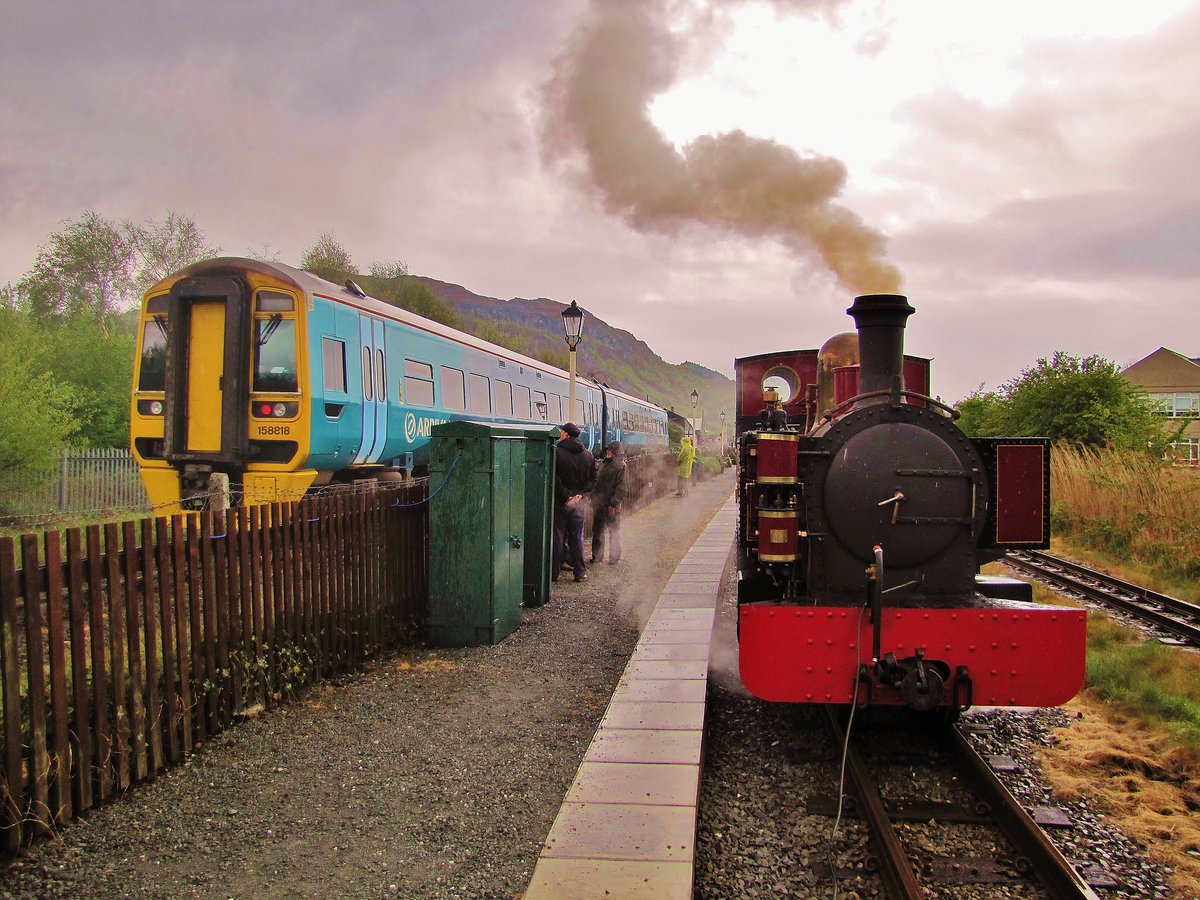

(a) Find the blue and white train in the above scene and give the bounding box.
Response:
[130,258,669,511]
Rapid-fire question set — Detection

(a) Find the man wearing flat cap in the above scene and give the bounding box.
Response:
[553,422,596,583]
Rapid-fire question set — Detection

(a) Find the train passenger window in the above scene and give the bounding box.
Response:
[469,373,491,413]
[404,359,435,407]
[376,350,386,401]
[533,391,548,421]
[495,380,513,415]
[574,398,585,423]
[254,318,298,392]
[362,348,373,400]
[441,366,466,411]
[256,291,295,312]
[322,338,347,393]
[515,384,532,419]
[549,395,560,422]
[138,319,168,391]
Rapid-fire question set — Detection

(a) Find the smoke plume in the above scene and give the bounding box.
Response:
[541,0,901,293]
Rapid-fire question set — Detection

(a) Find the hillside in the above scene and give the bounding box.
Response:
[415,276,734,432]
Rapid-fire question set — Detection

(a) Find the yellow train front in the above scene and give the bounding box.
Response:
[734,294,1086,713]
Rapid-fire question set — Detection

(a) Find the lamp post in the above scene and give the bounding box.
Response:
[720,410,726,455]
[690,389,699,445]
[561,300,585,424]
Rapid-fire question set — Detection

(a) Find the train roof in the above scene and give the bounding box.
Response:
[148,257,667,415]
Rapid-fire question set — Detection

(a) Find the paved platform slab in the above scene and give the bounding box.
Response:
[525,496,736,900]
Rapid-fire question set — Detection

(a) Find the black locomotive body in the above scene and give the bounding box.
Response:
[735,294,1085,712]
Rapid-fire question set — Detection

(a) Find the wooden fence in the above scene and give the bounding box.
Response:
[0,485,428,850]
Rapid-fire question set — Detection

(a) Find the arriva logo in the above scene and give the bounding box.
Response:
[404,412,450,442]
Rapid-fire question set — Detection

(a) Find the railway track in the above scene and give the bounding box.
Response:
[1005,549,1200,647]
[819,707,1100,898]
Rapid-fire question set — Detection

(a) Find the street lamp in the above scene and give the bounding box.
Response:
[561,300,585,423]
[690,390,699,444]
[720,410,726,455]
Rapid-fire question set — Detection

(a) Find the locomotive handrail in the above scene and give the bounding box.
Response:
[822,389,959,422]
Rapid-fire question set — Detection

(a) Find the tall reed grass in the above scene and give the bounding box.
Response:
[1051,445,1200,582]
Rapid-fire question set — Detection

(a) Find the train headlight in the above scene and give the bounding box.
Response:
[149,400,163,416]
[272,402,287,417]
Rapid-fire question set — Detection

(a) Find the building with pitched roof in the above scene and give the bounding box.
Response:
[1120,348,1200,465]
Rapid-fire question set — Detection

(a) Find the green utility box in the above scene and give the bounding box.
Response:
[428,421,529,647]
[519,424,560,608]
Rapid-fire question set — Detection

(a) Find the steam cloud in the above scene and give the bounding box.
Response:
[541,0,901,294]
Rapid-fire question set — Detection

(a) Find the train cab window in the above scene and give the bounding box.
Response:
[469,373,491,413]
[138,317,168,391]
[549,394,561,422]
[322,338,347,393]
[440,366,466,411]
[515,384,532,419]
[496,380,513,415]
[533,391,548,421]
[404,359,435,407]
[254,317,298,392]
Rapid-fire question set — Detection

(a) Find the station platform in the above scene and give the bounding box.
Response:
[525,497,737,898]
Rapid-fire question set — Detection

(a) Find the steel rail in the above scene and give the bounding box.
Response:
[1006,552,1200,646]
[947,725,1100,900]
[1023,549,1200,624]
[823,706,924,899]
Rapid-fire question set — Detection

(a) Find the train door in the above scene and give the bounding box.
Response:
[354,315,388,464]
[163,275,250,465]
[186,301,225,451]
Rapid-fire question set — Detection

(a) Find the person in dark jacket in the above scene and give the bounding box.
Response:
[591,441,627,565]
[552,422,596,582]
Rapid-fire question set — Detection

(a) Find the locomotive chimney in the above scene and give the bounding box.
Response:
[847,293,915,399]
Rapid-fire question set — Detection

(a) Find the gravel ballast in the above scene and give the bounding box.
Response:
[1,473,735,899]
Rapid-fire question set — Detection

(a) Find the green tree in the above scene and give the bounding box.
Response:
[125,211,221,293]
[15,211,136,335]
[0,309,78,495]
[34,318,135,448]
[956,352,1167,452]
[300,233,355,283]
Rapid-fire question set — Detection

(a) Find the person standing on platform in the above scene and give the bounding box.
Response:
[675,434,695,496]
[591,441,627,565]
[552,422,596,583]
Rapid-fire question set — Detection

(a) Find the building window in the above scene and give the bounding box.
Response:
[1170,438,1200,465]
[1149,392,1200,418]
[405,359,435,407]
[441,366,466,411]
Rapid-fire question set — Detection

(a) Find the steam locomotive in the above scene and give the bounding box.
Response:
[734,294,1086,713]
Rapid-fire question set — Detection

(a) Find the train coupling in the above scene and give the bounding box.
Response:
[877,651,949,713]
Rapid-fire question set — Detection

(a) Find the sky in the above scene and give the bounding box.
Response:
[2,0,1197,403]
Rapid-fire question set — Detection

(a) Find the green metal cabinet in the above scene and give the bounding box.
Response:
[428,422,528,647]
[519,424,560,608]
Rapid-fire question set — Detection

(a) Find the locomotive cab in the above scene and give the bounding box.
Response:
[735,294,1086,713]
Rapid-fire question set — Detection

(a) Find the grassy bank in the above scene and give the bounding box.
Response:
[1051,444,1200,593]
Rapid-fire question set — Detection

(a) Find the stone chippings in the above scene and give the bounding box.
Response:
[695,575,1179,899]
[0,475,735,900]
[962,707,1176,900]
